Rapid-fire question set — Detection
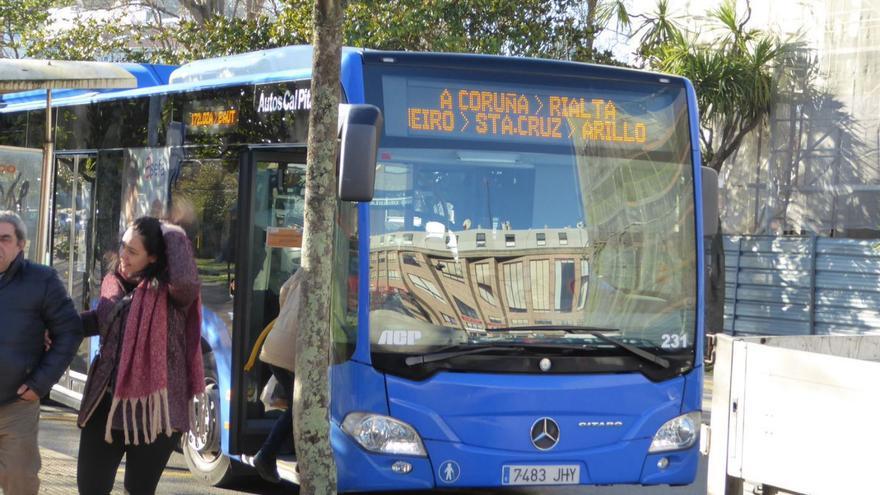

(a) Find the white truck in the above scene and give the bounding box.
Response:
[707,333,880,495]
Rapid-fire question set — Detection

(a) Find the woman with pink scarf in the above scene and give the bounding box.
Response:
[76,216,204,495]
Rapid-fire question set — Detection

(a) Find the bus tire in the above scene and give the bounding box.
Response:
[183,354,243,486]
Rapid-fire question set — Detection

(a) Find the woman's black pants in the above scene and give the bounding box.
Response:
[77,394,181,495]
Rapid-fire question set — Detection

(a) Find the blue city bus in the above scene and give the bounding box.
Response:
[0,45,715,491]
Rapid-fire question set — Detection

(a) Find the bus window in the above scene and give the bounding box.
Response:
[169,158,239,333]
[52,154,97,311]
[331,201,358,362]
[243,158,305,418]
[0,145,41,260]
[52,154,97,382]
[120,147,171,229]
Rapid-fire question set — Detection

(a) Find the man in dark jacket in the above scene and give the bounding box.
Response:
[0,211,83,495]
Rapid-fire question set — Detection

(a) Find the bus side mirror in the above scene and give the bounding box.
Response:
[701,166,719,235]
[338,104,383,202]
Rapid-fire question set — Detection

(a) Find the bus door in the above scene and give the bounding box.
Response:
[230,148,307,454]
[50,152,98,406]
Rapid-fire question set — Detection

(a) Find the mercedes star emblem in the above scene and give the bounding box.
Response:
[530,417,560,450]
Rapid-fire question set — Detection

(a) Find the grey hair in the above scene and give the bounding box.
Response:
[0,210,27,244]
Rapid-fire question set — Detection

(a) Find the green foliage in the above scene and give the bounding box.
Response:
[0,0,67,58]
[27,18,132,61]
[340,0,629,63]
[22,0,634,65]
[636,0,793,172]
[632,0,683,62]
[145,15,307,64]
[28,15,304,64]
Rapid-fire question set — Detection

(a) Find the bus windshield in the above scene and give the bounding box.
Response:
[367,66,697,366]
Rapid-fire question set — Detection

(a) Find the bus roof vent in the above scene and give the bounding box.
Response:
[168,45,363,85]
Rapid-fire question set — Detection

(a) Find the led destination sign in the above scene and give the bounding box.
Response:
[189,109,239,127]
[409,90,646,143]
[383,75,683,148]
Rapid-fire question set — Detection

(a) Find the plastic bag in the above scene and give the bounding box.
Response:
[259,375,289,412]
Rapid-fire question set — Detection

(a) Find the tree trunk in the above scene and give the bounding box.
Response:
[584,0,599,59]
[292,0,343,493]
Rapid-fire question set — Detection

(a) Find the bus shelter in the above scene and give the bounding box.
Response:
[0,59,136,262]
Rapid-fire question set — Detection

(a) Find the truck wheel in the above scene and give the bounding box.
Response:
[183,356,242,486]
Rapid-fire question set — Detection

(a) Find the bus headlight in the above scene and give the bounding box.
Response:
[649,412,701,453]
[342,412,427,457]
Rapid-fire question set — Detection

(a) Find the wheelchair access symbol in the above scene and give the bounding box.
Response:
[438,460,461,483]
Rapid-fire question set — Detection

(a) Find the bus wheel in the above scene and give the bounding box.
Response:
[183,361,240,486]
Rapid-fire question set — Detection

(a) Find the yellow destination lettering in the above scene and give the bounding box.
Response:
[517,95,529,114]
[592,99,604,119]
[604,101,616,121]
[548,96,592,118]
[190,109,238,127]
[412,88,652,145]
[458,91,470,111]
[481,92,495,113]
[623,121,634,142]
[429,111,442,129]
[635,123,647,143]
[550,118,562,138]
[217,110,237,125]
[408,108,422,130]
[609,121,622,142]
[549,97,562,117]
[592,120,605,140]
[501,115,514,135]
[476,113,488,134]
[440,90,453,110]
[517,116,529,135]
[408,108,454,132]
[459,90,528,114]
[486,113,501,133]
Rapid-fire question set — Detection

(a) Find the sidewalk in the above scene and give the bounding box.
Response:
[37,405,94,494]
[38,447,89,495]
[36,405,238,495]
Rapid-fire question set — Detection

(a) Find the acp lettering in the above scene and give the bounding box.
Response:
[377,330,422,346]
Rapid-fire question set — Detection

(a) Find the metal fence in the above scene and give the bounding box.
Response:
[723,235,880,336]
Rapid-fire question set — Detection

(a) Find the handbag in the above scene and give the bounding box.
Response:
[258,269,306,372]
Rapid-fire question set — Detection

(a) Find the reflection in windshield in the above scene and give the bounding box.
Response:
[369,145,695,354]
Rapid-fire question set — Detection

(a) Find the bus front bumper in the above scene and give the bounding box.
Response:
[333,422,700,492]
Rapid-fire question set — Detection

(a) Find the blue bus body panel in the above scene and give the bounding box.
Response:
[387,372,682,450]
[0,63,176,107]
[340,51,366,104]
[421,438,658,487]
[684,77,706,368]
[201,308,235,453]
[681,78,705,423]
[332,421,435,492]
[353,202,373,364]
[681,367,703,414]
[374,371,691,487]
[641,445,700,485]
[329,360,389,423]
[125,63,176,88]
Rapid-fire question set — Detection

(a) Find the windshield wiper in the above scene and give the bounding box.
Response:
[486,325,670,369]
[405,344,525,366]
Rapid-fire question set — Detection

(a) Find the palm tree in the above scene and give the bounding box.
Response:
[577,0,630,61]
[632,0,682,64]
[637,0,792,173]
